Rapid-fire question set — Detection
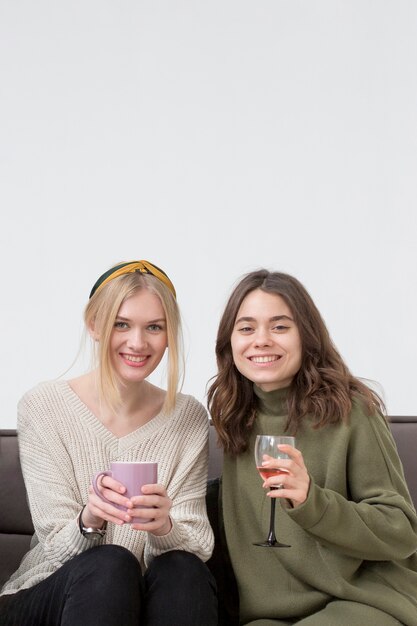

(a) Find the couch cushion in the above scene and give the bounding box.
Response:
[0,534,32,589]
[389,417,417,508]
[0,430,35,590]
[0,431,34,535]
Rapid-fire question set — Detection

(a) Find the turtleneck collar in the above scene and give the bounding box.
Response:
[253,384,289,416]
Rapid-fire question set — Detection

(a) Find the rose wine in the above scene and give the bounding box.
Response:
[257,467,288,481]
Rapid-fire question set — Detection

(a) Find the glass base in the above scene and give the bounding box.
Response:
[253,540,291,548]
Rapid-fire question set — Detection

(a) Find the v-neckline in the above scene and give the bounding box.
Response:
[58,379,173,451]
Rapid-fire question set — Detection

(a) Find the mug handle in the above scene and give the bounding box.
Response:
[92,470,113,505]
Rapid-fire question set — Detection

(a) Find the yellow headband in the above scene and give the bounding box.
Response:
[89,260,176,299]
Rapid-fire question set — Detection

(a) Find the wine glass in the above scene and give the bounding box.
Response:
[253,434,295,548]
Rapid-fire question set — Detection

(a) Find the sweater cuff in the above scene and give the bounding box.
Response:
[285,476,330,529]
[50,518,103,565]
[144,519,186,564]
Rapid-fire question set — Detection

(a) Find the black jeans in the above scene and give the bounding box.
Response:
[0,545,218,626]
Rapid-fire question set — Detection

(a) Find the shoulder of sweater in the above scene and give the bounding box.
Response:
[18,379,66,411]
[173,392,209,423]
[17,379,68,429]
[348,397,389,431]
[146,393,210,445]
[345,398,396,455]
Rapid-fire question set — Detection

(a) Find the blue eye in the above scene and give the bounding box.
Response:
[148,324,163,332]
[114,321,128,329]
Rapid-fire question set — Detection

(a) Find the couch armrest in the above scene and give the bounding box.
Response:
[0,430,35,589]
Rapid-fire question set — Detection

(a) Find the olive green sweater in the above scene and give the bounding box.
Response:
[222,386,417,625]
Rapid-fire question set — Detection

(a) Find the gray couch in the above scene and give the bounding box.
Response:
[1,418,416,623]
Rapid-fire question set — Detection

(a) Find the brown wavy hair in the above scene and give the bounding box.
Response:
[207,269,385,455]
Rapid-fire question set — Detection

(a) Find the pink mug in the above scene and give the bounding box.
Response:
[93,461,158,523]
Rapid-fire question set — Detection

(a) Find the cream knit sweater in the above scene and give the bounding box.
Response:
[1,380,214,596]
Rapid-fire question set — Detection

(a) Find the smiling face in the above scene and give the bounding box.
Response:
[109,288,168,386]
[231,289,302,391]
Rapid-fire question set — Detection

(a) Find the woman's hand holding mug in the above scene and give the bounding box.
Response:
[85,461,172,534]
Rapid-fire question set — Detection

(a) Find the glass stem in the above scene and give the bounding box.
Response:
[267,487,278,544]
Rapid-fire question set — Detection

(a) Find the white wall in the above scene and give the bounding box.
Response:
[1,1,416,427]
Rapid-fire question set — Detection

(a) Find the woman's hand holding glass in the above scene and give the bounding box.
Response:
[85,475,173,535]
[260,443,310,508]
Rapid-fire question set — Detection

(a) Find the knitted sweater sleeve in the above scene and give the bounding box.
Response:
[17,389,103,570]
[287,407,417,560]
[143,397,214,565]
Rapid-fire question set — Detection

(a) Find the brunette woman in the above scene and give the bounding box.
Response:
[208,269,417,626]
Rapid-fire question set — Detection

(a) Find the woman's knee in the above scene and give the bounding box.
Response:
[146,550,214,587]
[147,550,202,572]
[84,544,140,573]
[63,545,144,622]
[144,551,217,626]
[67,544,143,590]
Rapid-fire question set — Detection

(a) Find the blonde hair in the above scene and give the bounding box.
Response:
[84,272,183,414]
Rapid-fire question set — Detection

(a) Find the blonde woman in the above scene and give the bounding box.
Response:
[0,260,216,626]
